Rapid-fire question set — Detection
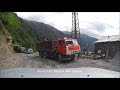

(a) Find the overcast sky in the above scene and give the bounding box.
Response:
[15,12,120,39]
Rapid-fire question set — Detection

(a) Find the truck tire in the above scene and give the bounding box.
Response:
[78,53,80,59]
[39,52,43,58]
[43,52,48,59]
[57,54,62,63]
[71,55,75,61]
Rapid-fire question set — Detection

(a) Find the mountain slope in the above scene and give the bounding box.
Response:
[23,20,68,40]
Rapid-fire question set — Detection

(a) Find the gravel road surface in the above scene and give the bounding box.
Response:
[0,52,119,72]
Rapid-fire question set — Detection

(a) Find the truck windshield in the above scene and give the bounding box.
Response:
[72,39,78,45]
[66,40,78,46]
[66,41,74,46]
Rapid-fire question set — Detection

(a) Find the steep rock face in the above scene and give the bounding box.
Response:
[0,19,13,58]
[0,19,18,68]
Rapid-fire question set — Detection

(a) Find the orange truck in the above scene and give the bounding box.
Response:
[36,37,81,62]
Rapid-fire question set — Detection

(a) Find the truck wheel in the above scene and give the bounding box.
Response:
[71,55,75,61]
[39,52,43,58]
[43,52,48,59]
[78,54,80,59]
[57,54,62,63]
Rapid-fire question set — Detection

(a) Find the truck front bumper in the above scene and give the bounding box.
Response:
[66,50,81,55]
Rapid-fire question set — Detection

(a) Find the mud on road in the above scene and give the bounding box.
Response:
[0,52,120,72]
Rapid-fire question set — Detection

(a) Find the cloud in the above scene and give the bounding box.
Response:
[87,22,114,33]
[26,15,46,22]
[80,28,103,39]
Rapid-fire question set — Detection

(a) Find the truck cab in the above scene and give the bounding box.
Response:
[57,38,80,56]
[56,38,81,62]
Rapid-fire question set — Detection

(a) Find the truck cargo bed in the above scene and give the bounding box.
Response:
[36,40,57,53]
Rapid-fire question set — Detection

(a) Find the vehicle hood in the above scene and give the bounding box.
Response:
[0,67,119,78]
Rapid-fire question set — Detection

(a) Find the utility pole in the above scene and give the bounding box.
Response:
[71,12,80,40]
[71,12,81,59]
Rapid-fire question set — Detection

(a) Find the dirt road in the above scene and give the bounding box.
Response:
[12,53,120,71]
[0,52,119,72]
